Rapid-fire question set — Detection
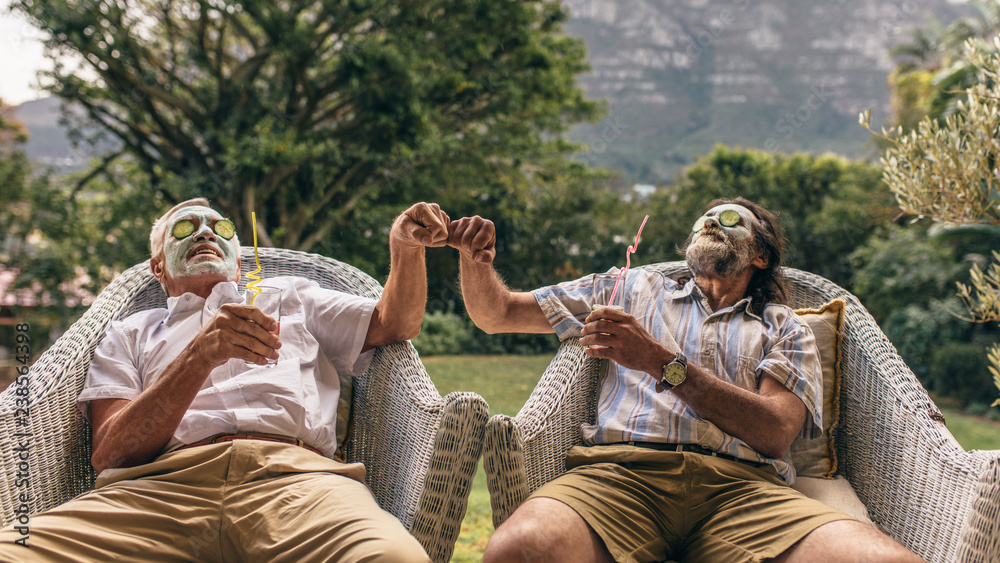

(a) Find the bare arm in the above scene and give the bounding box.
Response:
[90,304,281,472]
[448,215,552,334]
[581,306,806,459]
[364,202,450,350]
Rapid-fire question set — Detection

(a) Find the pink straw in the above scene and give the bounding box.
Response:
[608,215,649,307]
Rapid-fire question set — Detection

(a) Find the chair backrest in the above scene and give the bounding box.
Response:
[120,247,383,318]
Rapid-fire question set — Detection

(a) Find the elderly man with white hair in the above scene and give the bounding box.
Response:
[0,197,457,562]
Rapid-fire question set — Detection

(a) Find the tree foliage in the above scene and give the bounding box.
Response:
[862,43,1000,227]
[1,152,165,325]
[2,100,164,360]
[865,38,1000,407]
[9,0,637,319]
[14,0,602,254]
[889,0,1000,128]
[640,146,895,289]
[848,224,964,322]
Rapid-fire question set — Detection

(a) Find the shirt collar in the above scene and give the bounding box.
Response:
[671,278,760,320]
[165,281,241,321]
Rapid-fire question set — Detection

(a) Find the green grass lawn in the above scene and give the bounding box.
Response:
[422,355,1000,563]
[939,408,1000,450]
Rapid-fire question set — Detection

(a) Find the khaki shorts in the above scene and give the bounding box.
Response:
[530,445,853,563]
[0,441,429,563]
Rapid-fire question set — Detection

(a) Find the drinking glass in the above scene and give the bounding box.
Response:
[587,303,623,349]
[244,285,281,368]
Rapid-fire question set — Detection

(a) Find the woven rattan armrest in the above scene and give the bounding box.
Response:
[483,337,600,527]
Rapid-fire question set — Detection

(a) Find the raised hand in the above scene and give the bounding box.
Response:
[189,303,282,368]
[391,202,452,249]
[448,215,497,264]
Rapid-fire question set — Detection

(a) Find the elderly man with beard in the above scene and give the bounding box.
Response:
[446,198,922,563]
[0,198,449,562]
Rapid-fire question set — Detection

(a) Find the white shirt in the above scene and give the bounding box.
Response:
[78,277,376,457]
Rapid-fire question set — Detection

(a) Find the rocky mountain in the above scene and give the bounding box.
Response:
[3,96,107,169]
[6,0,972,181]
[561,0,972,183]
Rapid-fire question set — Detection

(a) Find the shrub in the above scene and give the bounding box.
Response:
[883,298,971,384]
[412,312,477,356]
[413,311,560,356]
[928,342,993,408]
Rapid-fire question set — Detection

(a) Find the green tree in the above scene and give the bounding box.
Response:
[2,101,163,360]
[13,0,622,321]
[642,146,896,289]
[14,0,601,252]
[848,224,964,322]
[1,93,166,305]
[862,38,1000,407]
[889,0,1000,128]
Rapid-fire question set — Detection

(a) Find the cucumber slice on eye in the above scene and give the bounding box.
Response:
[692,216,707,232]
[172,220,195,239]
[214,219,236,240]
[719,209,741,227]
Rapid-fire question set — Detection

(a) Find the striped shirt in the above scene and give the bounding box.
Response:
[532,267,823,483]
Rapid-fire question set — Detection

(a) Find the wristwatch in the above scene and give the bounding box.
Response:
[657,352,687,391]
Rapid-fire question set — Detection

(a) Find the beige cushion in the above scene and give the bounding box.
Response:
[790,299,845,479]
[794,476,873,524]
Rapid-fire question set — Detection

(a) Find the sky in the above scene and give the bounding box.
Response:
[1,0,50,105]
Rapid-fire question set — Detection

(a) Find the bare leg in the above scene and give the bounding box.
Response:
[483,498,614,563]
[771,520,925,563]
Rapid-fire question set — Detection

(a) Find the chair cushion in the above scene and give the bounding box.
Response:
[793,475,873,524]
[790,299,845,479]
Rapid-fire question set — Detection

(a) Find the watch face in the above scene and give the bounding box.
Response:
[663,363,686,386]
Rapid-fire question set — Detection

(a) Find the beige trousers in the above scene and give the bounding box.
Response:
[0,441,430,562]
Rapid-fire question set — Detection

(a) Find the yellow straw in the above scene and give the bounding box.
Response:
[245,211,263,306]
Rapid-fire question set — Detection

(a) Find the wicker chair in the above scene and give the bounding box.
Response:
[483,262,1000,563]
[0,247,488,563]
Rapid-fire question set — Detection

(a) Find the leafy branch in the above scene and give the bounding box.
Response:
[862,37,1000,407]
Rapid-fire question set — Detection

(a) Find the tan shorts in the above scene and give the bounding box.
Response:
[530,445,853,563]
[0,440,429,563]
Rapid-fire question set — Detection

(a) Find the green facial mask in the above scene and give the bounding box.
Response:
[163,206,240,282]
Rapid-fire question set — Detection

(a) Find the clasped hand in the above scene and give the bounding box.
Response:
[391,202,496,264]
[580,306,668,376]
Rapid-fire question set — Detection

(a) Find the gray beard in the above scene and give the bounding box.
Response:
[685,236,753,278]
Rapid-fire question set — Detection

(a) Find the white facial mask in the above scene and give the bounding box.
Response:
[691,204,756,242]
[162,206,240,280]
